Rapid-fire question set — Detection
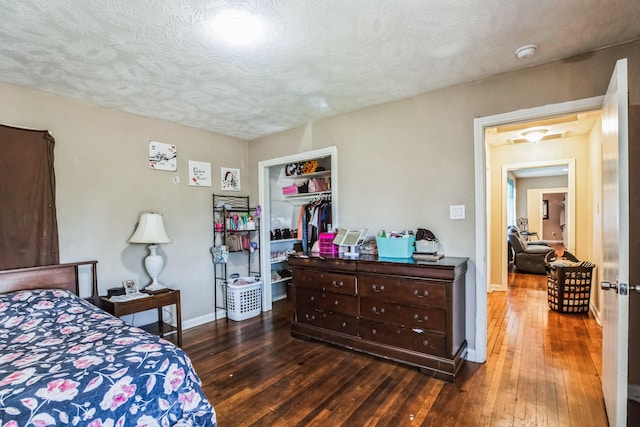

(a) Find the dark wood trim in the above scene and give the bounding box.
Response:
[0,260,98,295]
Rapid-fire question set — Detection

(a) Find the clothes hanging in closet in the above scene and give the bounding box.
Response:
[297,199,332,252]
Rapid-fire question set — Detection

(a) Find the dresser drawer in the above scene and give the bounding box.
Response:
[296,287,358,316]
[359,297,446,332]
[292,269,356,296]
[295,310,358,336]
[359,274,446,308]
[359,319,447,357]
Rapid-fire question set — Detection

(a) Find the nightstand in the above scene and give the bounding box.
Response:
[100,288,182,347]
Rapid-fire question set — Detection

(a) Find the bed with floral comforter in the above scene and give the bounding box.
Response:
[0,289,216,427]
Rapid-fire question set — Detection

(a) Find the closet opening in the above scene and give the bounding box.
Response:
[258,146,338,311]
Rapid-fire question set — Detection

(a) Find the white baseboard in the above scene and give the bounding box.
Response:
[182,310,226,330]
[465,348,482,363]
[489,283,503,292]
[590,302,602,326]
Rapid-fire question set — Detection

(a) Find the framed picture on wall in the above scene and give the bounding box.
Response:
[221,167,241,191]
[148,141,177,171]
[189,160,212,186]
[542,199,549,220]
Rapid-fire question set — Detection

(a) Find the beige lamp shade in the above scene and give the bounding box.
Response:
[129,212,171,244]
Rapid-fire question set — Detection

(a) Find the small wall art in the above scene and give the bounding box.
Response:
[149,141,177,171]
[221,167,241,191]
[189,160,212,187]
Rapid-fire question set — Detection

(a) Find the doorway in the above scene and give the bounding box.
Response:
[257,146,338,312]
[499,161,574,291]
[541,189,568,244]
[472,96,604,364]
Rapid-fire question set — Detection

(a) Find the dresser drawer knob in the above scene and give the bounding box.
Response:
[332,280,344,288]
[334,300,339,305]
[341,322,347,328]
[305,314,316,321]
[413,289,429,298]
[372,328,377,335]
[414,313,428,323]
[310,296,315,301]
[372,284,385,292]
[372,306,385,315]
[422,340,429,347]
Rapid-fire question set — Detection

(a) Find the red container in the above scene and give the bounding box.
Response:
[319,232,338,255]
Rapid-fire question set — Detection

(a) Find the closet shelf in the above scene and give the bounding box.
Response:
[219,228,259,233]
[283,170,331,179]
[282,190,331,200]
[271,277,292,285]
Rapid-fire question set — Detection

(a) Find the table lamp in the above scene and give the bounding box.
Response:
[129,212,171,291]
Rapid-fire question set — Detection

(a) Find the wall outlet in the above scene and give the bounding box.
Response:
[450,205,465,220]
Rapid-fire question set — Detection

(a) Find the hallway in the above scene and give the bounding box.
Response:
[481,271,606,425]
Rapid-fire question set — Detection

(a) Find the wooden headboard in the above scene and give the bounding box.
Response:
[0,261,98,295]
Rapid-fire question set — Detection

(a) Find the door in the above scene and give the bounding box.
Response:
[601,58,629,427]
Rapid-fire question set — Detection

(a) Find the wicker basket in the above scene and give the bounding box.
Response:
[545,252,595,314]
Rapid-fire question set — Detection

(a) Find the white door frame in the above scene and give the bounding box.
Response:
[258,146,338,311]
[473,96,603,363]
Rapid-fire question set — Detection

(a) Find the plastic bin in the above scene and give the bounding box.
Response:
[545,251,595,314]
[226,277,262,321]
[376,236,416,258]
[415,239,438,254]
[319,232,338,255]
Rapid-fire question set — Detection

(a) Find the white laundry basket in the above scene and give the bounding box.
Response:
[226,277,262,321]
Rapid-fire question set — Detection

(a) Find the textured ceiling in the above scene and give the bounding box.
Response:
[1,0,639,140]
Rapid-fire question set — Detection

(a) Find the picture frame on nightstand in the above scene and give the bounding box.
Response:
[122,279,139,295]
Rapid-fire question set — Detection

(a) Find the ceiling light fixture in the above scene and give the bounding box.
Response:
[515,44,538,59]
[522,128,547,143]
[211,9,266,47]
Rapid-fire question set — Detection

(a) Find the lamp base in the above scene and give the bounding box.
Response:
[143,244,168,292]
[144,283,167,292]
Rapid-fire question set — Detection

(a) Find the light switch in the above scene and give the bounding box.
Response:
[450,205,465,220]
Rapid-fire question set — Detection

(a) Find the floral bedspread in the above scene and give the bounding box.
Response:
[0,289,216,427]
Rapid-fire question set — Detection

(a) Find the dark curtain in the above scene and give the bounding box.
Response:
[0,124,59,269]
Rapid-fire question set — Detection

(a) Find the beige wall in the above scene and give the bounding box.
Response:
[249,40,640,355]
[489,135,590,285]
[0,82,247,325]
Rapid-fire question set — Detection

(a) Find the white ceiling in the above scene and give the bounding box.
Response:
[1,1,639,140]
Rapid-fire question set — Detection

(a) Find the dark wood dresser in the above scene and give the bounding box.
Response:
[288,255,468,382]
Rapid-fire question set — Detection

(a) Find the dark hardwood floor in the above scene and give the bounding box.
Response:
[180,273,607,426]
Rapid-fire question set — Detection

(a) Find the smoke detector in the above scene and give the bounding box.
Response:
[515,44,538,59]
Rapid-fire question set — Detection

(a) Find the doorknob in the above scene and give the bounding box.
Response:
[601,281,640,295]
[601,281,619,292]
